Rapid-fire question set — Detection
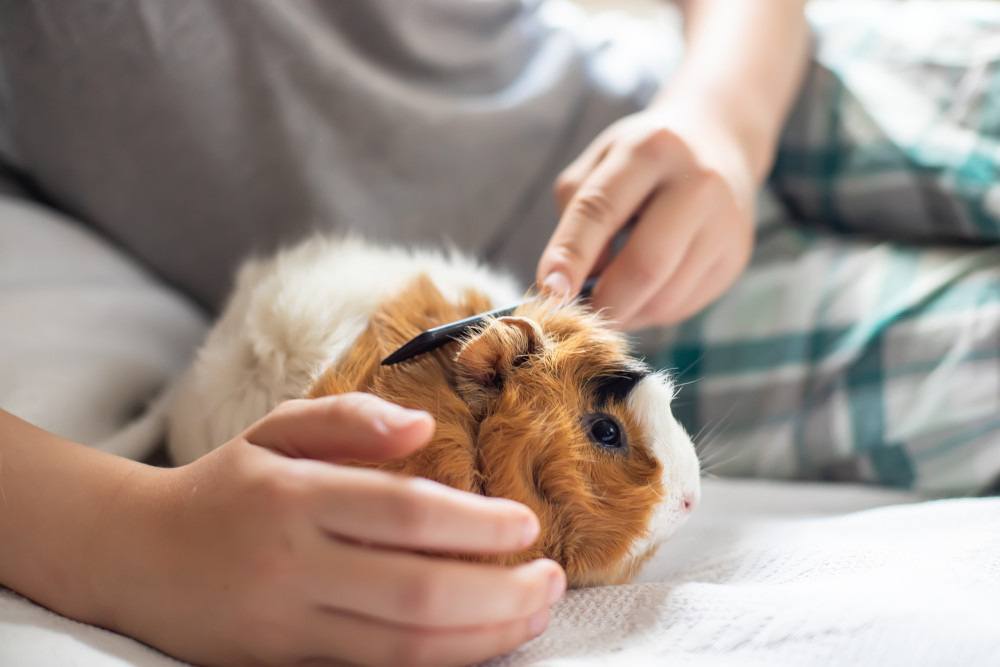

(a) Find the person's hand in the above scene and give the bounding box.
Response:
[96,393,565,667]
[537,98,757,330]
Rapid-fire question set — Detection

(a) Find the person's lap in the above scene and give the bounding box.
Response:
[640,213,1000,496]
[640,1,1000,496]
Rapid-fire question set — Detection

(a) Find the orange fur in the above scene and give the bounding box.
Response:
[308,275,663,587]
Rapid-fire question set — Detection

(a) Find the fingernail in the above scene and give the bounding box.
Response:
[528,610,549,638]
[541,271,571,297]
[548,569,566,606]
[383,405,429,430]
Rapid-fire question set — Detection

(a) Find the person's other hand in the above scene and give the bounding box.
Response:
[537,99,756,330]
[101,393,564,667]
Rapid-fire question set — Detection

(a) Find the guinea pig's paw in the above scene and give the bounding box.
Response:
[454,316,546,409]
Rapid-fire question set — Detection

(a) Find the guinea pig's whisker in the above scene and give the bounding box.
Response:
[695,446,727,470]
[694,429,737,468]
[691,395,744,454]
[693,424,729,460]
[698,444,755,475]
[677,376,705,392]
[695,422,734,456]
[671,375,704,392]
[692,421,717,448]
[692,379,773,474]
[701,450,735,474]
[674,351,709,379]
[701,458,746,476]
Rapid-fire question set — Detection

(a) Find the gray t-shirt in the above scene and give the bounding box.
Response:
[0,0,674,310]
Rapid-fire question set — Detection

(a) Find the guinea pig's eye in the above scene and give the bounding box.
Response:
[583,414,627,452]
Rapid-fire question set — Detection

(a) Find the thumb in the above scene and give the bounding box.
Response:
[244,393,435,462]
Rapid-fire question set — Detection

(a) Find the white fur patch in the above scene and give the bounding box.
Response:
[625,372,701,559]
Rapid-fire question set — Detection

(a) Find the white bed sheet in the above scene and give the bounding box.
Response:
[4,477,998,667]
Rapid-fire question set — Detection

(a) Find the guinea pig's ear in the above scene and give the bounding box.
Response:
[455,316,546,409]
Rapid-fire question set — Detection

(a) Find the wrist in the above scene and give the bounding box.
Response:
[654,0,812,182]
[0,411,168,631]
[83,462,177,633]
[651,72,787,185]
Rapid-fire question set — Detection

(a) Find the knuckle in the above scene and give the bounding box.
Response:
[513,576,543,616]
[492,514,519,551]
[568,189,616,229]
[239,515,303,585]
[238,605,297,662]
[251,469,309,519]
[691,165,725,196]
[553,175,579,208]
[321,391,396,431]
[621,253,663,286]
[270,399,296,417]
[633,127,680,162]
[270,398,306,420]
[246,399,308,449]
[396,572,445,619]
[324,391,376,415]
[246,551,294,593]
[546,240,588,274]
[386,483,435,544]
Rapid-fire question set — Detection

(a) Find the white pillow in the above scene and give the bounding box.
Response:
[0,195,207,460]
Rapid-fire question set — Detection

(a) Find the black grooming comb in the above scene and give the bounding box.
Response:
[380,277,597,366]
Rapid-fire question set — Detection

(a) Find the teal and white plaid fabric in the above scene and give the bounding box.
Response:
[773,1,1000,244]
[641,1,1000,497]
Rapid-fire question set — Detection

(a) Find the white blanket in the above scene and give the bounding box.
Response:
[490,481,1000,666]
[3,478,998,666]
[0,196,206,461]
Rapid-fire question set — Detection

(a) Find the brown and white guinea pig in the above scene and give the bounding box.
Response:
[168,236,701,587]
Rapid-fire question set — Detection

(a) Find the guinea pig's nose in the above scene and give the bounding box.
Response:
[681,488,701,513]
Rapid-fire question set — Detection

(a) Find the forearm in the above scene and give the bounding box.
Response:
[0,409,158,627]
[657,0,811,181]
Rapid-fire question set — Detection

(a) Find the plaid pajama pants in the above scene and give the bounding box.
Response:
[640,1,1000,497]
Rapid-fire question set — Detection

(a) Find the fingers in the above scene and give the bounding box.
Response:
[310,466,540,553]
[592,177,714,323]
[302,603,552,667]
[590,175,720,324]
[538,145,662,297]
[621,233,721,331]
[541,108,759,330]
[248,394,541,553]
[628,242,746,330]
[311,543,565,629]
[245,393,435,462]
[555,129,615,210]
[623,201,752,330]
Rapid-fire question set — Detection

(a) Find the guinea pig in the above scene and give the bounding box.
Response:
[168,236,701,587]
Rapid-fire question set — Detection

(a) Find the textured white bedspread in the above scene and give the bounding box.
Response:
[3,160,998,665]
[489,480,1000,666]
[4,478,998,667]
